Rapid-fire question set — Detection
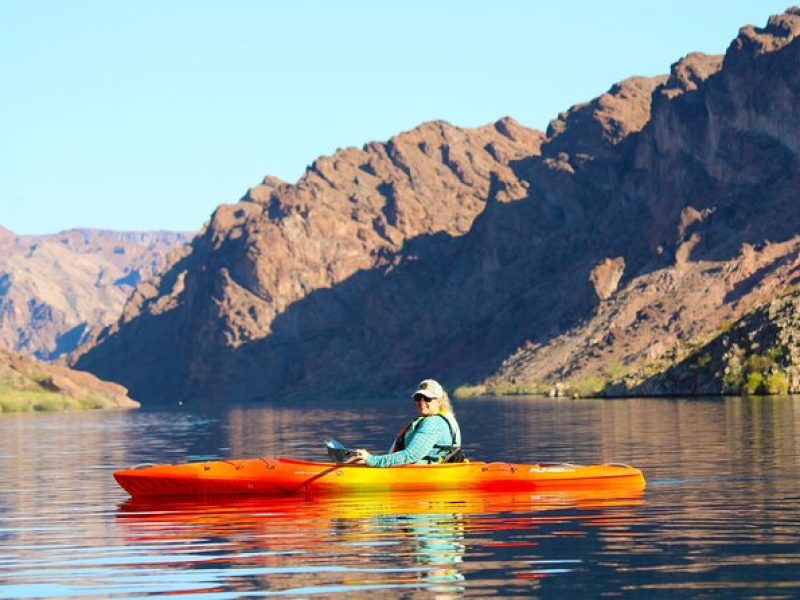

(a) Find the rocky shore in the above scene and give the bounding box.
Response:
[0,350,139,412]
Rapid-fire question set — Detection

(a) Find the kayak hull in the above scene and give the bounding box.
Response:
[114,457,646,498]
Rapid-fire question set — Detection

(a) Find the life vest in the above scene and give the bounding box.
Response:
[390,412,464,462]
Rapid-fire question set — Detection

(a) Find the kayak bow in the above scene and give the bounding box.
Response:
[114,457,646,498]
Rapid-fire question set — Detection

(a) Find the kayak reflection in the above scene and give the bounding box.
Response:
[116,488,644,596]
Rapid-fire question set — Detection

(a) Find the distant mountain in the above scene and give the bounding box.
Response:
[0,228,191,359]
[74,8,800,403]
[0,349,139,411]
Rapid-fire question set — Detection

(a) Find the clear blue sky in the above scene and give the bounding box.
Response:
[0,1,790,234]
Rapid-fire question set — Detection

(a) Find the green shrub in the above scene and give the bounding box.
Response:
[32,396,67,411]
[766,346,785,362]
[568,375,608,398]
[453,385,487,398]
[0,388,117,412]
[0,373,128,412]
[486,382,545,396]
[743,371,764,395]
[723,368,743,391]
[765,371,790,395]
[730,349,790,395]
[746,354,774,373]
[603,360,629,381]
[0,395,28,412]
[697,352,713,367]
[76,394,111,410]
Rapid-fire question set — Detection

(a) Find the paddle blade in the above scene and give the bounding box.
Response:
[325,439,353,463]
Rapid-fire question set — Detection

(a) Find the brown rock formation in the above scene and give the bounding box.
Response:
[0,229,191,359]
[73,119,544,402]
[487,9,800,396]
[620,287,800,396]
[75,9,800,403]
[659,53,724,99]
[0,349,139,411]
[590,258,626,301]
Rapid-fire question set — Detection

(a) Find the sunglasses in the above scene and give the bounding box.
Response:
[413,395,436,403]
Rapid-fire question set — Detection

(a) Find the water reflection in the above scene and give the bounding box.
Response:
[116,488,645,597]
[0,396,798,597]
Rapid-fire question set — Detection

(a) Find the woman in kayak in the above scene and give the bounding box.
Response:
[352,378,463,467]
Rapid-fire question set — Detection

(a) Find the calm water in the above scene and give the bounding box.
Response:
[0,396,798,598]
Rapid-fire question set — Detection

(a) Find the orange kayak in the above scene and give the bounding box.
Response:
[114,457,646,498]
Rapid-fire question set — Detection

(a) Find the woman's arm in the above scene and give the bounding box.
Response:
[366,418,448,467]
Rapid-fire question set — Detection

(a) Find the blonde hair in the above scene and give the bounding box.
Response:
[438,390,454,414]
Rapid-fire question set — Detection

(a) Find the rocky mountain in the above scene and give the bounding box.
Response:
[0,228,191,359]
[75,8,800,404]
[0,349,139,411]
[613,287,800,397]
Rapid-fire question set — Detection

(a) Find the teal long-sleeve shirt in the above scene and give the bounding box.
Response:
[366,415,456,467]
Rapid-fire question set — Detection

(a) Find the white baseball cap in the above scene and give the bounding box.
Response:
[413,379,444,399]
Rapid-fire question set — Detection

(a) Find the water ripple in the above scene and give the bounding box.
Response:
[1,397,799,597]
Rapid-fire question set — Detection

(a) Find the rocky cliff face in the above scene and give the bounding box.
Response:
[618,287,800,396]
[0,229,191,359]
[488,9,800,396]
[75,9,800,403]
[73,119,544,402]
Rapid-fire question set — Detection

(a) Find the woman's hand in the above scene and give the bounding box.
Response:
[348,449,371,464]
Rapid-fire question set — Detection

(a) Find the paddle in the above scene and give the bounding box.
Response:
[325,438,355,463]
